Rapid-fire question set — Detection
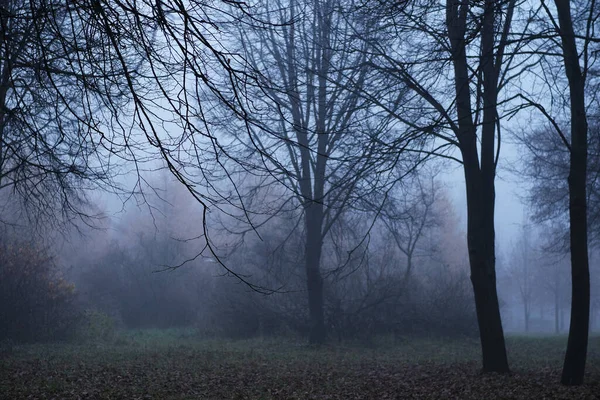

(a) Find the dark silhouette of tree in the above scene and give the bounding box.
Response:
[512,0,600,384]
[357,0,520,372]
[547,0,591,385]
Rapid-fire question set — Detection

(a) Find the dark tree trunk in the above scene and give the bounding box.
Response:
[469,257,509,372]
[464,166,509,372]
[562,139,590,384]
[562,147,590,384]
[554,0,591,386]
[305,204,326,345]
[445,0,511,374]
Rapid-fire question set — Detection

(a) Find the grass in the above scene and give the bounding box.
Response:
[1,330,599,399]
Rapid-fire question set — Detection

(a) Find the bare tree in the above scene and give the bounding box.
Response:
[537,248,570,334]
[507,223,536,332]
[517,119,600,248]
[511,0,599,384]
[548,2,590,384]
[221,0,417,344]
[357,0,521,372]
[379,172,439,284]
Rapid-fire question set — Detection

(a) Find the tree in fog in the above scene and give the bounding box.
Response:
[226,0,417,344]
[556,2,593,382]
[514,0,600,384]
[358,0,520,372]
[312,183,474,341]
[379,172,439,284]
[506,223,538,333]
[518,121,600,248]
[539,250,570,334]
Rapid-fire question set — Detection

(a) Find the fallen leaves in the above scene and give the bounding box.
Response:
[0,337,598,399]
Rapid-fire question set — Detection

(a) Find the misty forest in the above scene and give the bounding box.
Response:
[2,0,600,398]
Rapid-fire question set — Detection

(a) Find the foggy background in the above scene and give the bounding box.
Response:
[1,0,598,348]
[2,146,593,344]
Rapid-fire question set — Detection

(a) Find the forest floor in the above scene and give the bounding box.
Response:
[1,331,599,399]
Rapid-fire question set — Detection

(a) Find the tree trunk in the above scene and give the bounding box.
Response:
[465,182,509,373]
[562,161,590,384]
[553,0,591,386]
[469,254,508,372]
[524,304,530,333]
[463,157,509,372]
[446,0,510,373]
[562,162,590,384]
[305,204,326,345]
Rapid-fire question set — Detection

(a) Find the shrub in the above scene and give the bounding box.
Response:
[323,267,478,341]
[76,309,116,342]
[76,242,200,330]
[0,239,79,342]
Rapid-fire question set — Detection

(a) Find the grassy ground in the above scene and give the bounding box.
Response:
[1,330,599,399]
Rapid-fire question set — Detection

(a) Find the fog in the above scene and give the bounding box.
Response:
[2,0,600,396]
[2,160,596,343]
